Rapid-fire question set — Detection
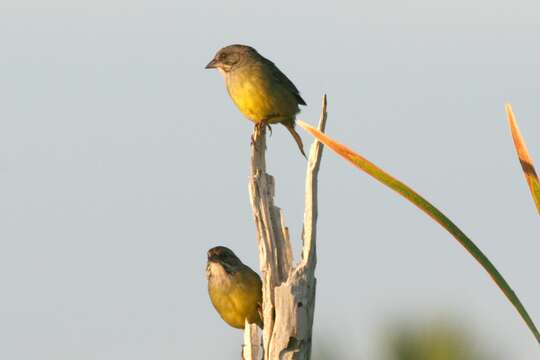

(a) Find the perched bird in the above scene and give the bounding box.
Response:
[206,246,263,329]
[205,44,307,157]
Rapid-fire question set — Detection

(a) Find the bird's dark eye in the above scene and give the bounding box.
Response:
[218,53,227,61]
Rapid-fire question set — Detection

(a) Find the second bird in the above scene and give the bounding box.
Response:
[206,246,263,329]
[206,44,307,157]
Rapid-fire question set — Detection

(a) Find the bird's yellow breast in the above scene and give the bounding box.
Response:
[207,263,262,329]
[225,64,298,124]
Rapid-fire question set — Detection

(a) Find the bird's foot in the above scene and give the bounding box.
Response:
[252,122,271,145]
[266,123,272,136]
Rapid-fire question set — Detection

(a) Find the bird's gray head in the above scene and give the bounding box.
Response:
[207,246,244,274]
[205,44,259,73]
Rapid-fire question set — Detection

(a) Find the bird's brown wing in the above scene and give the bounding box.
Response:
[256,302,264,329]
[260,56,306,106]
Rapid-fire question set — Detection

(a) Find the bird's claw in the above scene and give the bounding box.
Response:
[266,123,272,136]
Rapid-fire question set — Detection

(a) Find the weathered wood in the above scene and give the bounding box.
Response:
[246,96,328,359]
[242,322,260,360]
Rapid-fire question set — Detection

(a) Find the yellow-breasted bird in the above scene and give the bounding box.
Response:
[206,246,263,329]
[205,44,307,157]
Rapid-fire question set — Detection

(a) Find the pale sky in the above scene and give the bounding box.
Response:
[1,1,539,359]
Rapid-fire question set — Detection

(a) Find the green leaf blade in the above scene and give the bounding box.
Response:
[506,104,540,215]
[298,119,540,345]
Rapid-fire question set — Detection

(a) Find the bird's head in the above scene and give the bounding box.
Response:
[205,44,258,73]
[207,246,244,275]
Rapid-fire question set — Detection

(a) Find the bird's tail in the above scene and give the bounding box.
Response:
[282,120,306,158]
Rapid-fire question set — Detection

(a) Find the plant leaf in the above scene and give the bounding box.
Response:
[297,120,540,345]
[505,104,540,215]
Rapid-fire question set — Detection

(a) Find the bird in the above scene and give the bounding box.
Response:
[206,246,263,329]
[205,44,307,157]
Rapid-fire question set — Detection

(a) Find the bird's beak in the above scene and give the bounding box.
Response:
[205,59,218,69]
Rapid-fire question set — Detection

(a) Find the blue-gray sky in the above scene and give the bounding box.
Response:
[1,1,539,359]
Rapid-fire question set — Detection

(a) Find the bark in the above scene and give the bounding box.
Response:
[244,96,328,360]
